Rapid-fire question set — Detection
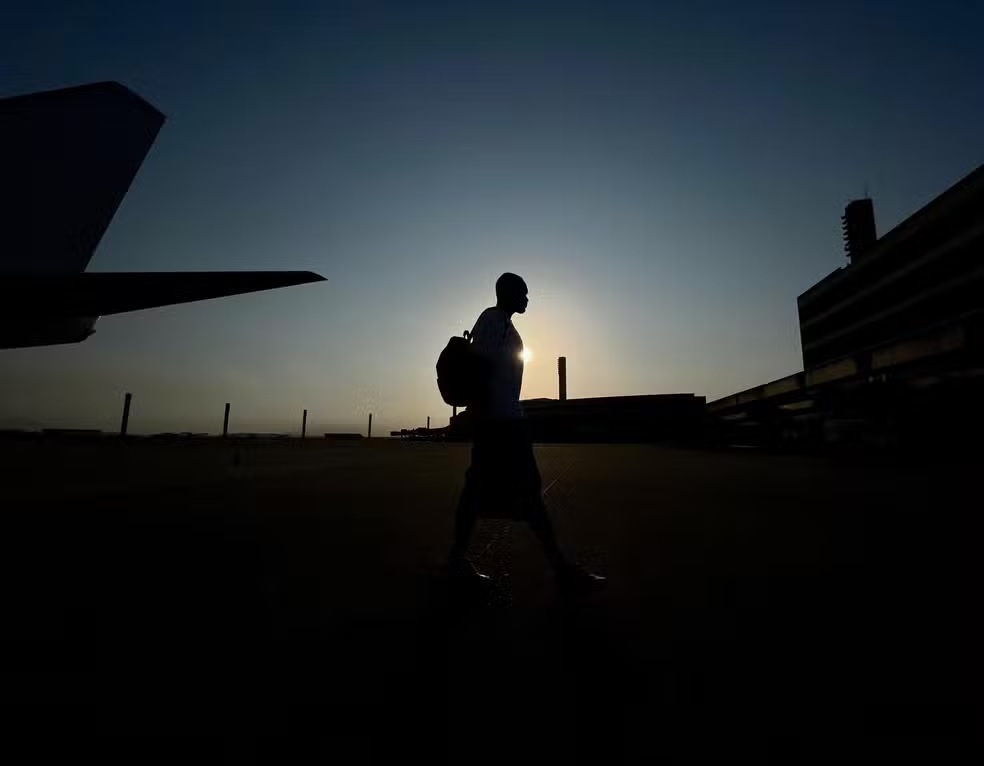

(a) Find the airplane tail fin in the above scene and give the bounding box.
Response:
[0,82,165,274]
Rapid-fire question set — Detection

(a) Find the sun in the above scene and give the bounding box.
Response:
[520,348,533,363]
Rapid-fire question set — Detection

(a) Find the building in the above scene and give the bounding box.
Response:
[709,163,984,450]
[798,165,984,372]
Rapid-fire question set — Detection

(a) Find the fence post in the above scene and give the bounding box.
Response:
[120,392,132,436]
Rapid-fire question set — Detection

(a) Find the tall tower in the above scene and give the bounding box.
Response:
[842,199,877,263]
[558,356,567,402]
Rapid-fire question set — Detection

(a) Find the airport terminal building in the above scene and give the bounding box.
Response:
[710,163,984,449]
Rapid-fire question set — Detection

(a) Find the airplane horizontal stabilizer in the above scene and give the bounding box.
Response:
[0,271,326,317]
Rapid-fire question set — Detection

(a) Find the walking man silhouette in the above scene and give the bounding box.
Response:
[449,272,604,592]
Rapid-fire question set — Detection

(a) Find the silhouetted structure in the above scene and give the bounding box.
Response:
[558,356,567,402]
[41,428,102,437]
[120,392,132,436]
[450,393,705,443]
[710,163,984,450]
[392,427,449,440]
[841,198,877,264]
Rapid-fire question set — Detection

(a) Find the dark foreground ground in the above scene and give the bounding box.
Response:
[0,438,968,762]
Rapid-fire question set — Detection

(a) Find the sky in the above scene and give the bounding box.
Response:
[2,0,982,436]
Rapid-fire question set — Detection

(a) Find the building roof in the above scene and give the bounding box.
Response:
[799,162,984,304]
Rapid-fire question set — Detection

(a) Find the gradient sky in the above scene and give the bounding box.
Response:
[2,0,982,435]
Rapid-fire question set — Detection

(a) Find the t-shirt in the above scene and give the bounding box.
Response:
[470,306,524,419]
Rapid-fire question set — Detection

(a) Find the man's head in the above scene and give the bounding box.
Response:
[495,272,529,315]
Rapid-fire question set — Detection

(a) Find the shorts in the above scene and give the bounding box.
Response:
[463,418,543,520]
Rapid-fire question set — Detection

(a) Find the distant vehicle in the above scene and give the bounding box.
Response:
[0,81,325,349]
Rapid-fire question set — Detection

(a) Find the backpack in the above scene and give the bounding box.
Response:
[437,330,492,407]
[436,330,493,407]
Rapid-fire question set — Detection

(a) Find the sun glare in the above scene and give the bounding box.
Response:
[520,348,533,363]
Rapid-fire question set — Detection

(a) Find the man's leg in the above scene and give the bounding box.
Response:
[514,428,606,589]
[450,473,478,560]
[447,463,492,580]
[528,500,606,590]
[509,425,572,572]
[525,498,570,573]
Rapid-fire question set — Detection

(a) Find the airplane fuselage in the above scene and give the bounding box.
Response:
[0,315,98,349]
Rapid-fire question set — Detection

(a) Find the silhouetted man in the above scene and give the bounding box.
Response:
[449,272,604,592]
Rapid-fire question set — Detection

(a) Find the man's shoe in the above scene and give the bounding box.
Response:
[447,554,498,607]
[448,553,491,581]
[556,563,607,594]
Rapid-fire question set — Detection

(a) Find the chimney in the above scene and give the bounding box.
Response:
[842,199,877,263]
[558,356,567,402]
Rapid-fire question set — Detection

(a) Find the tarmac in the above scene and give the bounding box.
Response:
[0,438,966,761]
